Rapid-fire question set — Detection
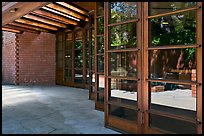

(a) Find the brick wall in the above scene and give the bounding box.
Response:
[2,31,16,84]
[17,32,56,85]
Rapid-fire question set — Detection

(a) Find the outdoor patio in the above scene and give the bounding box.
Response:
[2,85,120,134]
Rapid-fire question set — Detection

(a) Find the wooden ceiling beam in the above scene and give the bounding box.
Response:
[15,18,58,31]
[4,24,41,34]
[2,27,22,33]
[32,9,78,25]
[56,2,88,15]
[2,2,51,26]
[23,14,67,28]
[46,3,89,22]
[9,22,49,33]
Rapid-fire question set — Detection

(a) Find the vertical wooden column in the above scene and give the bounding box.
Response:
[196,2,202,134]
[104,2,108,127]
[142,2,149,134]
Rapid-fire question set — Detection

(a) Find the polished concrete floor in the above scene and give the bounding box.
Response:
[2,85,120,134]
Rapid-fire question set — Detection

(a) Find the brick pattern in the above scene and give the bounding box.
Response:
[17,32,56,85]
[15,34,20,85]
[2,31,16,84]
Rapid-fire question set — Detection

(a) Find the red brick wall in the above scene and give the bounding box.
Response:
[2,31,16,84]
[17,32,56,85]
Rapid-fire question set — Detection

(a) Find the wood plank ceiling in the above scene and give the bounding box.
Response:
[2,2,94,34]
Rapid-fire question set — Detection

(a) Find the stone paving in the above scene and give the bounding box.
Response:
[2,85,120,134]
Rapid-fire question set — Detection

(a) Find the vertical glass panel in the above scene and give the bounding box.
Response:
[86,69,89,84]
[86,58,89,69]
[97,55,104,72]
[98,74,105,92]
[75,40,83,49]
[97,17,104,34]
[92,56,95,70]
[148,49,196,81]
[109,52,138,77]
[97,2,104,16]
[109,22,137,49]
[110,2,137,24]
[65,58,72,68]
[74,49,83,68]
[97,36,104,53]
[97,92,104,103]
[149,114,196,134]
[64,69,72,82]
[109,105,138,122]
[74,69,83,83]
[149,2,197,16]
[149,10,196,46]
[150,82,196,112]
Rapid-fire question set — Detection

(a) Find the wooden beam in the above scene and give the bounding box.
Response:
[23,14,67,28]
[2,2,51,26]
[56,2,88,15]
[15,18,58,31]
[2,27,22,33]
[9,22,49,33]
[46,3,89,21]
[32,9,78,25]
[4,25,41,34]
[41,6,80,21]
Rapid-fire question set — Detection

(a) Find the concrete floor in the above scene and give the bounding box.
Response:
[2,85,120,134]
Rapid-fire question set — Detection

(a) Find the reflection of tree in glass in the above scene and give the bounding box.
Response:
[150,11,196,69]
[110,23,136,48]
[111,2,137,24]
[75,40,83,68]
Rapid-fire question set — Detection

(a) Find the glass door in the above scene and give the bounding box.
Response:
[143,2,202,134]
[95,2,105,111]
[104,2,142,133]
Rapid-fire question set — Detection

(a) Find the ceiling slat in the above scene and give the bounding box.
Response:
[32,9,78,25]
[56,2,88,15]
[46,3,89,22]
[4,24,41,34]
[2,27,22,33]
[15,18,58,31]
[9,22,49,33]
[23,14,67,28]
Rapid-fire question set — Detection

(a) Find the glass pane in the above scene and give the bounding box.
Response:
[110,2,137,24]
[74,69,83,83]
[97,92,104,103]
[148,49,196,81]
[109,52,138,77]
[149,2,197,16]
[74,50,83,68]
[86,58,89,68]
[150,82,196,111]
[97,17,104,34]
[109,105,138,122]
[149,10,196,46]
[97,55,104,72]
[97,36,104,53]
[75,40,82,49]
[97,2,104,16]
[64,69,72,82]
[149,114,196,134]
[65,58,72,68]
[98,74,105,92]
[109,78,137,101]
[109,22,137,49]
